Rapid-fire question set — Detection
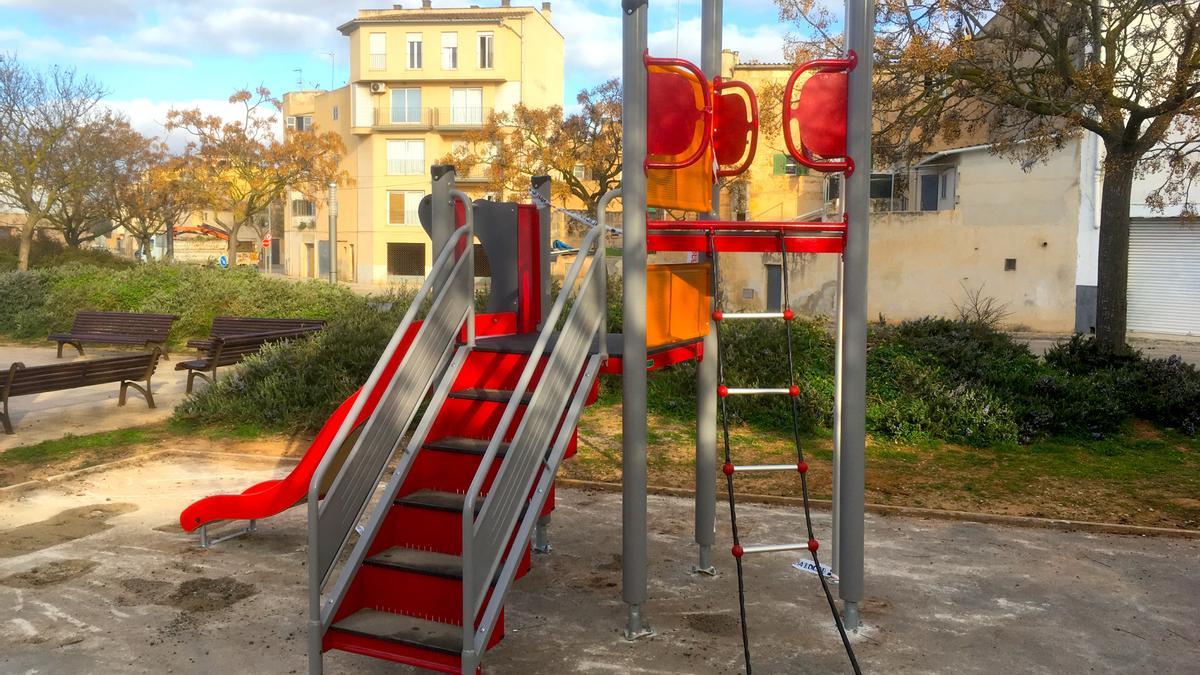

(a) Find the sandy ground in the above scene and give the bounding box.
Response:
[0,344,192,451]
[0,453,1197,674]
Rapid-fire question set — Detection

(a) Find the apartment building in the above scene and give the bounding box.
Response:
[282,2,563,284]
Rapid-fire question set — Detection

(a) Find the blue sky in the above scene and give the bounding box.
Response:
[0,0,799,142]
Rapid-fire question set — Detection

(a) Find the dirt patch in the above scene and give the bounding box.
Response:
[1,558,98,587]
[597,552,622,572]
[684,612,740,635]
[167,577,257,613]
[118,578,175,606]
[0,503,137,557]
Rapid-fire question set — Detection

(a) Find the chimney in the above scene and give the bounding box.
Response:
[392,3,403,8]
[421,0,432,8]
[540,2,551,20]
[500,0,511,6]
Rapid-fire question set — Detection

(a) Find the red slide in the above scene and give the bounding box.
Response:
[179,323,421,534]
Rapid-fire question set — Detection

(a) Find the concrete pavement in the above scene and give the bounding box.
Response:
[0,453,1196,674]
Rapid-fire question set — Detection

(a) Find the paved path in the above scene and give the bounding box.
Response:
[1015,332,1200,366]
[0,454,1196,674]
[0,344,190,451]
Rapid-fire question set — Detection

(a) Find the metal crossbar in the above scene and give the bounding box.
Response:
[709,229,861,675]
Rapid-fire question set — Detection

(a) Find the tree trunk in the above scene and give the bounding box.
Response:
[1094,149,1138,353]
[226,223,241,267]
[17,210,39,272]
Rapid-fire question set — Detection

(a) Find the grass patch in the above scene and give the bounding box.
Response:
[565,402,1200,530]
[0,426,167,467]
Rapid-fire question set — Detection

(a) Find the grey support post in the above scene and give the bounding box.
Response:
[430,165,457,255]
[692,0,722,577]
[533,175,553,327]
[621,0,653,641]
[838,0,874,632]
[327,182,338,283]
[532,175,554,551]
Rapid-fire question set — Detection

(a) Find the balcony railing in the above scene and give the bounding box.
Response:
[370,106,493,131]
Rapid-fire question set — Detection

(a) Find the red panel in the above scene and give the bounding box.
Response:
[713,79,759,177]
[797,72,848,158]
[516,204,541,334]
[648,69,704,157]
[324,630,476,674]
[647,233,846,254]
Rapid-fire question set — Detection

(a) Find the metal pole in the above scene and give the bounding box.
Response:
[533,175,553,326]
[431,165,457,285]
[838,0,873,632]
[831,255,844,575]
[622,0,652,641]
[327,182,338,283]
[692,0,722,577]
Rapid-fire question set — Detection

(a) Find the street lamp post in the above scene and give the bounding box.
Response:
[327,182,338,284]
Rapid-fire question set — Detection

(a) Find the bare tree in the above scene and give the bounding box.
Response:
[442,79,623,216]
[0,55,105,270]
[779,0,1200,352]
[166,87,347,264]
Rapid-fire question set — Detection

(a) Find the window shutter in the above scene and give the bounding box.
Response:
[773,153,786,175]
[388,193,404,224]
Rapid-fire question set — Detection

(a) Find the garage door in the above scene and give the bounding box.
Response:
[1127,219,1200,336]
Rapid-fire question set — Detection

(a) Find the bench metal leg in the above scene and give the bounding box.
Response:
[120,379,156,408]
[198,520,257,548]
[56,341,83,358]
[0,400,12,435]
[186,371,213,395]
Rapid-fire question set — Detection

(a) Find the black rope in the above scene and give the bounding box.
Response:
[710,227,861,675]
[779,232,862,675]
[710,232,753,674]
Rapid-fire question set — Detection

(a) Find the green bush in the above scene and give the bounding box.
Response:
[0,235,136,272]
[0,263,370,347]
[174,294,412,432]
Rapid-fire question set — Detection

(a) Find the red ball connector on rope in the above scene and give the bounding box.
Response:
[783,309,795,321]
[788,384,800,397]
[722,462,735,476]
[797,461,808,474]
[717,385,729,398]
[808,539,819,552]
[712,309,724,322]
[732,544,744,558]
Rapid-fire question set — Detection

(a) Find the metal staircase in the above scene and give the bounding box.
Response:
[306,190,609,674]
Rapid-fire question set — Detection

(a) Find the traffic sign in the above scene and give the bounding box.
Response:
[262,233,272,248]
[218,255,228,268]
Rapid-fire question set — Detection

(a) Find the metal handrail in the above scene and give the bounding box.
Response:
[459,189,618,667]
[307,190,475,674]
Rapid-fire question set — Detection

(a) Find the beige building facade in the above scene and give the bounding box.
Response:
[282,2,563,284]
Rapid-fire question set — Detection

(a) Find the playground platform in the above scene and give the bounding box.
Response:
[1,452,1196,674]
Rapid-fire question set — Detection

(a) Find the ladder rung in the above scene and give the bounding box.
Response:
[720,312,784,320]
[741,543,808,555]
[724,387,790,396]
[733,464,797,473]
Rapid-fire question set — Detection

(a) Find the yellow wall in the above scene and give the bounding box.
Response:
[281,4,564,285]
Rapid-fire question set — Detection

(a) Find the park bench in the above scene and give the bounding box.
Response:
[1,349,161,434]
[176,326,322,393]
[185,316,327,351]
[49,311,179,358]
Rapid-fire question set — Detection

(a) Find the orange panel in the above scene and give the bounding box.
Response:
[647,61,714,212]
[647,263,712,348]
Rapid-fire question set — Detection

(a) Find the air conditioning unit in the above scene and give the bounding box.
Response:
[369,82,387,94]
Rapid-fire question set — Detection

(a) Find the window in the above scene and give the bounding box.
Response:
[477,32,494,69]
[765,264,782,312]
[441,32,458,69]
[291,199,315,217]
[286,115,313,131]
[473,243,491,278]
[772,153,807,176]
[407,33,423,69]
[387,242,425,276]
[572,163,586,180]
[390,88,422,124]
[369,33,386,71]
[450,88,483,125]
[386,139,425,175]
[388,190,424,226]
[331,106,339,121]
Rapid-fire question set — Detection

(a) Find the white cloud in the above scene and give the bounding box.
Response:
[0,28,191,67]
[107,97,282,152]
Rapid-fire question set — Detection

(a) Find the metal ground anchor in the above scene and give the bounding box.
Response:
[624,603,655,640]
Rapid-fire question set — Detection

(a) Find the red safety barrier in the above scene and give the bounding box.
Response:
[783,51,857,175]
[645,52,713,172]
[713,78,759,177]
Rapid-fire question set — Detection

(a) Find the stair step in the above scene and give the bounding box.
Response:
[331,608,461,655]
[365,547,466,579]
[449,388,532,404]
[425,436,509,457]
[396,489,480,514]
